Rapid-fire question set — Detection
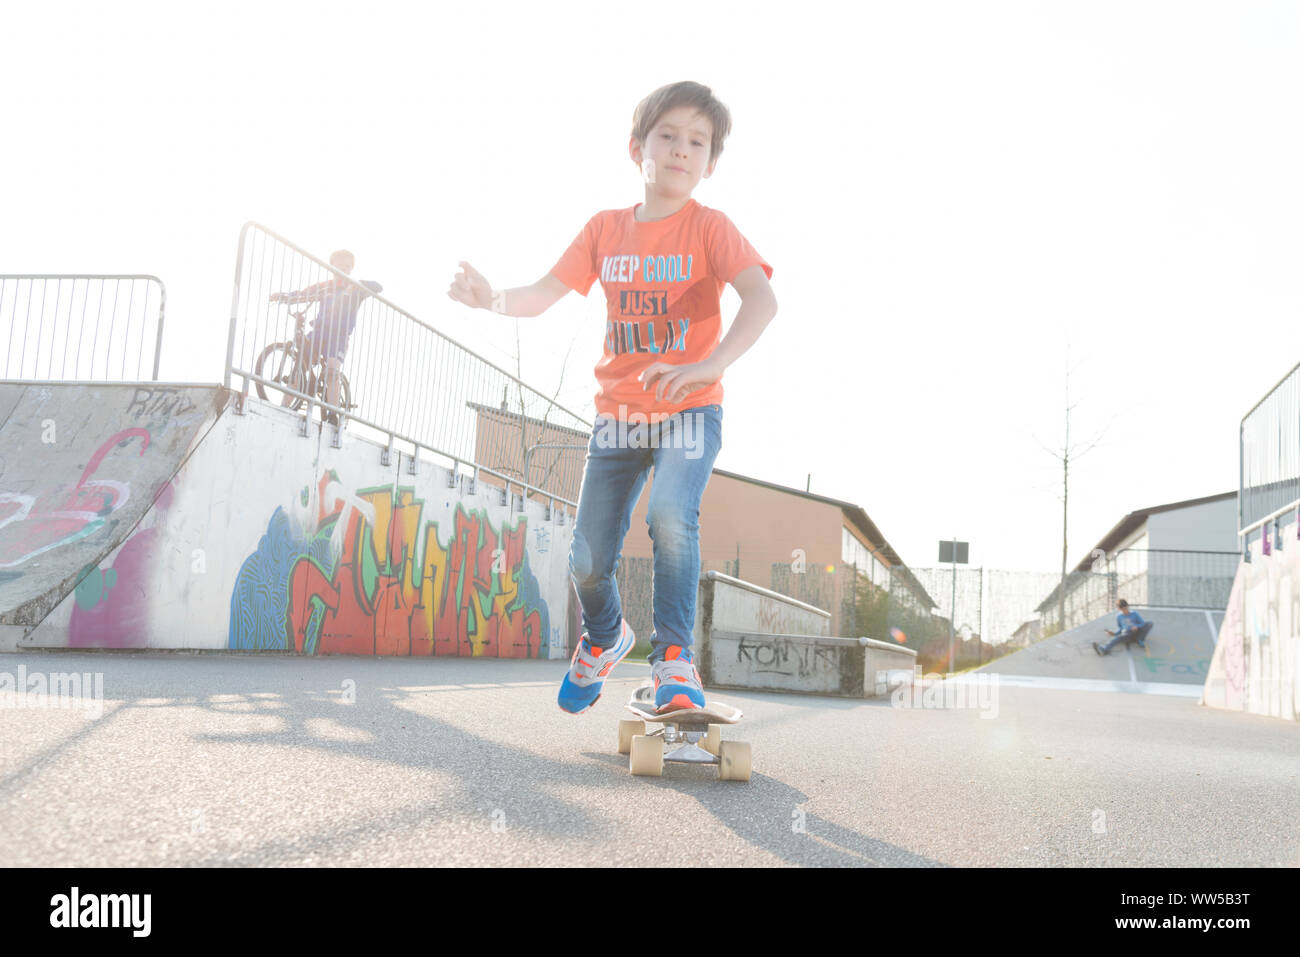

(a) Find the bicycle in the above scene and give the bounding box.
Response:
[254,303,355,423]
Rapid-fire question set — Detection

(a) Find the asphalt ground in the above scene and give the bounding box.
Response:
[2,651,1298,867]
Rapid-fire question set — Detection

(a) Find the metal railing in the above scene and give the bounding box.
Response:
[1036,547,1239,632]
[1240,360,1300,540]
[226,222,593,508]
[0,275,165,381]
[1111,548,1238,609]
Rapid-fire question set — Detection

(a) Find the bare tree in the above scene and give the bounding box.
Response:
[1033,340,1113,633]
[510,317,587,501]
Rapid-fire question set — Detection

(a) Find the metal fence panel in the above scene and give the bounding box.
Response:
[226,223,592,506]
[0,275,165,381]
[1240,361,1300,537]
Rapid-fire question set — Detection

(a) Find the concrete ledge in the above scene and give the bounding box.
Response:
[702,629,918,698]
[863,640,920,697]
[704,630,860,695]
[701,571,832,619]
[693,573,917,697]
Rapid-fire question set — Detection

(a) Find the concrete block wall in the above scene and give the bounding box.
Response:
[695,571,916,697]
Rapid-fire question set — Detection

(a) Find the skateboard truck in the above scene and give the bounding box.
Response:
[645,723,718,765]
[619,689,751,781]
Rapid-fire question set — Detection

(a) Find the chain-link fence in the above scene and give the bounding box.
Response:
[1036,548,1238,633]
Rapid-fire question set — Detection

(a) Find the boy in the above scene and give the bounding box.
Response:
[270,249,382,422]
[447,81,778,713]
[1093,599,1152,655]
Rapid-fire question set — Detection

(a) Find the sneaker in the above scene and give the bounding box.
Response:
[1092,641,1104,656]
[557,619,636,714]
[652,645,706,712]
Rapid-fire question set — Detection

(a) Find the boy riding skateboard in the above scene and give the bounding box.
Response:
[447,80,778,714]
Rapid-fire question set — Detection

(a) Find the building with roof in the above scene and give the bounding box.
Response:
[1035,490,1239,633]
[619,467,935,639]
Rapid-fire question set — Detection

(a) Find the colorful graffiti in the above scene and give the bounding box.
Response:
[1241,544,1300,719]
[228,473,549,657]
[65,481,176,648]
[0,428,150,569]
[1205,546,1300,719]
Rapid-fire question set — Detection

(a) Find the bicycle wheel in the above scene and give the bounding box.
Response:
[312,367,352,423]
[336,372,352,416]
[254,341,305,410]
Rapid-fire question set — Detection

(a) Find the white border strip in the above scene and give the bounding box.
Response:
[950,673,1203,697]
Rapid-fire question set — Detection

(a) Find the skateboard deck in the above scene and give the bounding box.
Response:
[624,698,742,726]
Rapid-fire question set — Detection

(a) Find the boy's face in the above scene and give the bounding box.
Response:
[630,105,717,197]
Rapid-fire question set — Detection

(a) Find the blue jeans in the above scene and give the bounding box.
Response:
[1100,621,1152,654]
[568,403,723,664]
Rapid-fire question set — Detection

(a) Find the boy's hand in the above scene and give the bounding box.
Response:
[639,357,724,404]
[448,261,496,310]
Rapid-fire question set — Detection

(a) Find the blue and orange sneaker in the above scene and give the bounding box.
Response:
[557,619,636,714]
[652,645,706,712]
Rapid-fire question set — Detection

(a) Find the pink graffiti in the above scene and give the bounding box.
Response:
[0,428,151,568]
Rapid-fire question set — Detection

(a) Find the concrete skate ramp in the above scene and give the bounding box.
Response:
[4,382,576,657]
[978,607,1220,686]
[0,382,227,630]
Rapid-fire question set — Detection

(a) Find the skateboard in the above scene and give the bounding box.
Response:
[618,683,751,781]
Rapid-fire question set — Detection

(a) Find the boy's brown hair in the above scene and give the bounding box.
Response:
[631,81,732,166]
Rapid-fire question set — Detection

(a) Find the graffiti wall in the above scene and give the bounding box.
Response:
[1203,541,1300,721]
[228,475,549,657]
[21,392,578,658]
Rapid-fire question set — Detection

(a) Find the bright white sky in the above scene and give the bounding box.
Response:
[3,0,1296,576]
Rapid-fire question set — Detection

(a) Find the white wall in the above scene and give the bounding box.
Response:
[1146,497,1238,552]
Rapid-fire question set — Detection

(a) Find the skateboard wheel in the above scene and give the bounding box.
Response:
[717,740,752,782]
[701,724,721,756]
[618,719,645,755]
[629,735,664,777]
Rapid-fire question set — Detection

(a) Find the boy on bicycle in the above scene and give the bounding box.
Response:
[270,249,382,423]
[447,80,778,713]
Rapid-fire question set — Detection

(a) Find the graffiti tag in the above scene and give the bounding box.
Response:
[737,635,841,678]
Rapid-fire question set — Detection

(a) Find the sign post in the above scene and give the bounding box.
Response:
[938,540,969,673]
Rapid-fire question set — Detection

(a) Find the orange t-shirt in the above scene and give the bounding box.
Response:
[549,198,773,423]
